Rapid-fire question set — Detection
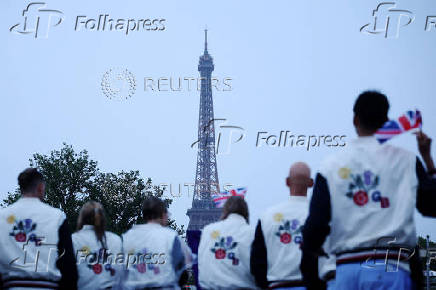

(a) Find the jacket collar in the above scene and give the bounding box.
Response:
[289,195,307,202]
[225,213,247,223]
[133,222,163,229]
[81,225,95,231]
[19,196,42,203]
[350,135,380,147]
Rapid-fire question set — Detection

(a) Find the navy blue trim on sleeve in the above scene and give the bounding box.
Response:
[250,220,268,288]
[56,219,78,290]
[416,157,436,217]
[171,236,186,280]
[301,173,331,290]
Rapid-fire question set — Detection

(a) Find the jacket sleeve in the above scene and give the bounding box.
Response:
[301,173,331,290]
[56,219,78,290]
[250,220,268,289]
[416,157,436,217]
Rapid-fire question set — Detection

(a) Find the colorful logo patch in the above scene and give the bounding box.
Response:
[84,247,116,276]
[345,170,390,208]
[210,235,239,265]
[132,248,160,275]
[274,215,303,245]
[8,217,42,246]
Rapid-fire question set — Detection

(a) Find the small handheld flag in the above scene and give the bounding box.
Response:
[375,110,422,144]
[212,187,247,208]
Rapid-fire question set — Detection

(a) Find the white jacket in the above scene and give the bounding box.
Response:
[122,223,185,289]
[198,213,257,289]
[320,137,418,256]
[260,196,308,282]
[72,225,122,290]
[0,197,66,287]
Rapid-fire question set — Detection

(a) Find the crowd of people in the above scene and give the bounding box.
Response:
[1,91,436,290]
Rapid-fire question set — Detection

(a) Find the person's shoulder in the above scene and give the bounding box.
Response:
[161,225,179,237]
[260,201,288,220]
[121,226,135,239]
[38,201,66,220]
[319,150,348,172]
[202,220,222,234]
[106,231,122,249]
[106,231,121,241]
[381,143,415,158]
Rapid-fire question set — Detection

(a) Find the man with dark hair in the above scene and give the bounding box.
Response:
[0,168,78,289]
[251,162,313,289]
[122,196,189,289]
[301,91,436,290]
[353,90,390,132]
[141,196,168,223]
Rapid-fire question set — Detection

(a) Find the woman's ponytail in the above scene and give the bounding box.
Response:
[77,201,107,249]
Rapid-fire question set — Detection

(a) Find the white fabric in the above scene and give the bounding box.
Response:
[319,136,418,256]
[0,197,65,283]
[72,225,122,290]
[121,223,182,289]
[260,196,309,282]
[198,213,257,289]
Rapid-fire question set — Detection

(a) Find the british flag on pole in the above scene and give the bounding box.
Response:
[212,187,247,208]
[375,110,422,144]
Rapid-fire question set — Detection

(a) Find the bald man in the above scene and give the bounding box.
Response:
[250,162,313,290]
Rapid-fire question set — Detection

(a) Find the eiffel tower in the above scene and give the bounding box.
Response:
[186,29,222,231]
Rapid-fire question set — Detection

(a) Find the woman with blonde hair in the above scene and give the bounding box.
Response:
[198,196,258,289]
[72,201,122,290]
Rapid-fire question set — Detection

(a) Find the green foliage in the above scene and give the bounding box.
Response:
[2,143,185,237]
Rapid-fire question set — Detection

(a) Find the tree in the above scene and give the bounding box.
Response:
[88,170,184,236]
[1,143,185,237]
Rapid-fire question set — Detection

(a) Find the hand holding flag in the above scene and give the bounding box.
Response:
[375,110,422,143]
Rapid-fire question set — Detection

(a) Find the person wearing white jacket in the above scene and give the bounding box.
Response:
[198,196,257,290]
[301,91,436,290]
[122,196,186,290]
[0,168,78,289]
[72,201,122,290]
[251,162,313,290]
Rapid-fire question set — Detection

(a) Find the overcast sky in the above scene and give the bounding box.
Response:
[1,0,436,238]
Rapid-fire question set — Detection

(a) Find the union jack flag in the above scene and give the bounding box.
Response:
[212,187,247,208]
[375,110,422,144]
